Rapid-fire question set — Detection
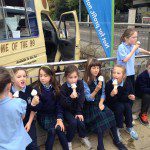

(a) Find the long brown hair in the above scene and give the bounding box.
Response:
[83,58,101,85]
[37,66,60,95]
[0,67,11,94]
[120,28,137,43]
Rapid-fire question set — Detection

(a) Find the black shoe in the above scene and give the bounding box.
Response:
[113,141,128,150]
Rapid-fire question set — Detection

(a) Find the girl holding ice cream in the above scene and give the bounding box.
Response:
[34,66,69,150]
[0,67,32,150]
[117,28,150,92]
[60,65,92,150]
[105,64,138,141]
[83,58,127,150]
[10,68,39,150]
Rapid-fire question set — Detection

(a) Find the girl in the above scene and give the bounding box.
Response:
[0,67,31,150]
[60,65,92,150]
[11,68,39,150]
[117,28,150,92]
[35,66,69,150]
[83,58,127,150]
[105,64,138,141]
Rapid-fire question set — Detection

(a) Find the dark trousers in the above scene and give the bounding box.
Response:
[26,121,39,150]
[111,102,133,128]
[127,75,135,93]
[141,94,150,114]
[97,126,119,150]
[45,126,69,150]
[64,111,87,142]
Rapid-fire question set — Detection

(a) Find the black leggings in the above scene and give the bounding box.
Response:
[141,94,150,114]
[97,126,119,150]
[45,126,69,150]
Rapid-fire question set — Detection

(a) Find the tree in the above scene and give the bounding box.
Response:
[48,0,88,21]
[115,0,133,13]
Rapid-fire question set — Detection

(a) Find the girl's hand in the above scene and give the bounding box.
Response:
[75,115,84,121]
[134,43,140,50]
[110,89,118,97]
[99,103,105,111]
[55,119,65,132]
[8,92,13,98]
[25,122,31,132]
[95,83,102,92]
[70,92,78,99]
[31,95,39,106]
[128,94,135,100]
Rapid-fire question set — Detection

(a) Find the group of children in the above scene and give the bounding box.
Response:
[0,28,149,150]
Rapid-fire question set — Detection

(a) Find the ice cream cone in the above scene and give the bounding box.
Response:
[13,91,19,98]
[31,96,39,106]
[31,89,39,106]
[98,76,104,86]
[113,79,118,90]
[98,76,104,82]
[136,41,141,45]
[31,89,37,96]
[71,83,77,98]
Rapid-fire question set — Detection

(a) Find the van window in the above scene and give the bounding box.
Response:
[41,13,58,62]
[0,0,7,40]
[59,13,76,40]
[0,0,39,40]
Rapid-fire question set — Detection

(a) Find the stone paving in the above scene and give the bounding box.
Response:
[40,116,150,150]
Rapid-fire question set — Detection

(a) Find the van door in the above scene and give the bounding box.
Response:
[55,11,80,62]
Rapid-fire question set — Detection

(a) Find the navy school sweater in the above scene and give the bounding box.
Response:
[60,80,85,115]
[105,79,134,107]
[135,70,150,98]
[34,85,63,120]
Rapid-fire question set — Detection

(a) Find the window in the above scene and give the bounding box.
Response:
[59,13,76,40]
[0,0,38,40]
[0,0,7,40]
[41,13,58,62]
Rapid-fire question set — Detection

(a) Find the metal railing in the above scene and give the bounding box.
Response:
[6,55,150,84]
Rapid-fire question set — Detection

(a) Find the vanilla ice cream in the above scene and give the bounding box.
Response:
[31,89,37,96]
[113,79,118,90]
[13,91,19,98]
[98,76,104,82]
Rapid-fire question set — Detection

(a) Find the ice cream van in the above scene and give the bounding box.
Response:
[0,0,80,75]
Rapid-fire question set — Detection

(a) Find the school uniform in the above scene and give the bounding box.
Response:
[105,79,134,128]
[135,70,150,114]
[60,80,87,142]
[0,97,32,150]
[117,42,140,91]
[11,86,39,150]
[83,79,116,133]
[35,84,68,150]
[83,79,121,150]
